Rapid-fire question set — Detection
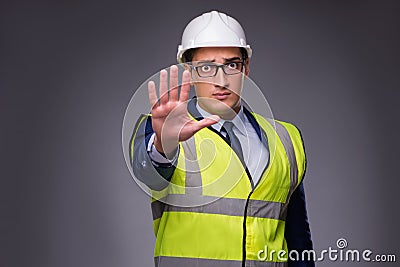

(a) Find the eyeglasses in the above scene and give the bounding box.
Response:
[190,61,245,78]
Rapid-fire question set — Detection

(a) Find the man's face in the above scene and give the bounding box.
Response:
[190,47,249,119]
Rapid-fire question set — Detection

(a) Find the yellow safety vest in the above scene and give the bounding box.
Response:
[131,113,306,267]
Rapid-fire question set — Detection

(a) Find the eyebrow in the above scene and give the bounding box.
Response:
[196,56,242,64]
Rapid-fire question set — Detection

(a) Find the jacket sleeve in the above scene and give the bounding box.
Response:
[285,181,315,266]
[130,115,177,191]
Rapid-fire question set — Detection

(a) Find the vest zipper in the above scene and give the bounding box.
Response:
[242,189,253,267]
[242,129,270,266]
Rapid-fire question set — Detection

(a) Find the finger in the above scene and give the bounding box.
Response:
[179,70,191,103]
[148,81,158,109]
[159,69,168,105]
[169,65,178,102]
[193,115,220,132]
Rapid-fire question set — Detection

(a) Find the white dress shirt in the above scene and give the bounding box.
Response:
[148,102,269,185]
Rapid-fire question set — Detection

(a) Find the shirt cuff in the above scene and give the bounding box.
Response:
[147,133,179,166]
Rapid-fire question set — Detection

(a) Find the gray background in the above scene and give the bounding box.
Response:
[2,0,399,266]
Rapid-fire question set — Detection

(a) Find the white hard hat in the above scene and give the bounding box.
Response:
[177,10,252,63]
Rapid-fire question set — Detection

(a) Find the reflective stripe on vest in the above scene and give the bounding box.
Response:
[152,196,286,220]
[155,256,288,267]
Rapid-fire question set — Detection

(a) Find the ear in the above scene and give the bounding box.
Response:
[183,63,191,72]
[244,58,250,77]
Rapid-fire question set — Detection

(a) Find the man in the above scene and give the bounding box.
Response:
[130,11,314,267]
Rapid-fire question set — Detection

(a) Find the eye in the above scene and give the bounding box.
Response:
[226,62,238,69]
[200,65,213,73]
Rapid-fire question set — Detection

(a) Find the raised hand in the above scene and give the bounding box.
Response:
[148,65,220,155]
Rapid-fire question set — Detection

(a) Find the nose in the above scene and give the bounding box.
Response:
[212,66,229,88]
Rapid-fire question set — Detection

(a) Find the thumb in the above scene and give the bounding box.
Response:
[193,115,220,132]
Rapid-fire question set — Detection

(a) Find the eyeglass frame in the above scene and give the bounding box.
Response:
[188,60,246,78]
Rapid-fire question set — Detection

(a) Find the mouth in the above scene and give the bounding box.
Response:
[212,92,231,100]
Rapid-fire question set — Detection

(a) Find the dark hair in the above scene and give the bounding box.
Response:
[182,47,248,63]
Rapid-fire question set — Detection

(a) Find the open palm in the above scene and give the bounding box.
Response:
[148,65,219,155]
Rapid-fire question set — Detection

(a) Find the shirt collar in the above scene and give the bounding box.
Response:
[195,101,247,135]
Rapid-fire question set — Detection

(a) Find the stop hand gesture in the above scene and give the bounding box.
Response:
[148,65,220,155]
